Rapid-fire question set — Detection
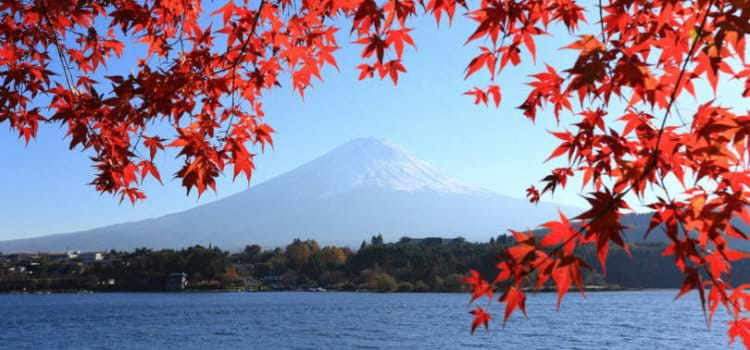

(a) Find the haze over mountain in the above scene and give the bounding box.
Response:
[0,137,581,252]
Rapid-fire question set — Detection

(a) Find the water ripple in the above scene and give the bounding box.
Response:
[0,291,739,349]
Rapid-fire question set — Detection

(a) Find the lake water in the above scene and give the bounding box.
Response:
[0,291,740,349]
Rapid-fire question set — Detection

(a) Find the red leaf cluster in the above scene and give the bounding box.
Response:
[457,0,750,346]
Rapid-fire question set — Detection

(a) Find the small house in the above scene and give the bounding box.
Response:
[166,272,188,291]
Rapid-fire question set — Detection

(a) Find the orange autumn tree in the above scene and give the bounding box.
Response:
[1,0,750,345]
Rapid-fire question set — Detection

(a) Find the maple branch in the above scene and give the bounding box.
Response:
[219,0,267,74]
[490,27,510,81]
[652,165,737,326]
[488,3,511,81]
[650,0,715,171]
[131,129,147,160]
[656,171,740,328]
[178,15,186,55]
[39,0,99,151]
[597,0,616,101]
[513,1,717,290]
[598,0,606,43]
[511,208,596,282]
[608,0,715,199]
[224,0,267,139]
[39,0,75,93]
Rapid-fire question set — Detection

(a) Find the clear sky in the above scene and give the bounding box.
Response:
[0,4,745,240]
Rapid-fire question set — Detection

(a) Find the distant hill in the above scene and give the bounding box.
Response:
[532,211,750,251]
[0,138,580,253]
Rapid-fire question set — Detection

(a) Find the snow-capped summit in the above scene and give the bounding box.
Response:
[252,137,487,199]
[0,138,579,252]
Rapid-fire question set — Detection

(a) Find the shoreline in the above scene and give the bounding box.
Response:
[0,287,679,295]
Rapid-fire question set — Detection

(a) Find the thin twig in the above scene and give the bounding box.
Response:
[223,0,267,139]
[40,0,75,92]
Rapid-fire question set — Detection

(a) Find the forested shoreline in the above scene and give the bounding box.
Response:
[1,235,747,293]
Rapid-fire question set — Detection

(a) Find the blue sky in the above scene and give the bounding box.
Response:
[0,4,744,240]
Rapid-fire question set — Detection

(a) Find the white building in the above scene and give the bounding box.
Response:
[79,252,103,263]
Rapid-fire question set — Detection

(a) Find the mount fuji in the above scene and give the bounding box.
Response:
[0,138,579,252]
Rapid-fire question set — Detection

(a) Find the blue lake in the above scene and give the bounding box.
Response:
[0,291,739,349]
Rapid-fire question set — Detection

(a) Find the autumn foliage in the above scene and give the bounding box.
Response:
[1,0,750,346]
[458,0,750,347]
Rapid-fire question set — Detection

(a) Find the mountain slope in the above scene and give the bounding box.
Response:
[0,138,579,252]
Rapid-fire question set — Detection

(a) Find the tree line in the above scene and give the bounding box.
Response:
[2,235,747,293]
